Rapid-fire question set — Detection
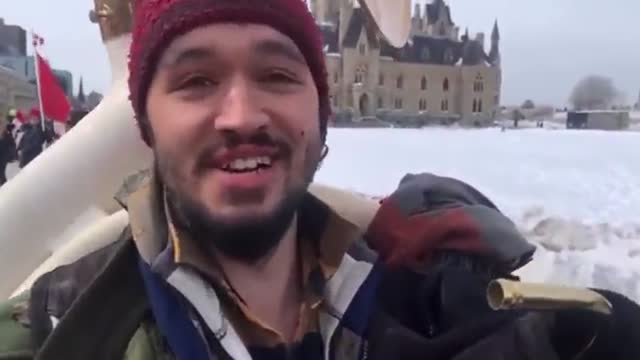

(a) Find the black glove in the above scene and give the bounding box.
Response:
[367,310,561,360]
[371,265,559,360]
[550,289,640,360]
[373,263,640,360]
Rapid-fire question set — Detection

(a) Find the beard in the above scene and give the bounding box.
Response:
[155,133,323,264]
[165,181,307,264]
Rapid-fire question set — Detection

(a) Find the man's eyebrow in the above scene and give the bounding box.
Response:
[159,46,215,68]
[253,39,306,65]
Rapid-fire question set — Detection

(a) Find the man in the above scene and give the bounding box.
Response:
[1,0,639,359]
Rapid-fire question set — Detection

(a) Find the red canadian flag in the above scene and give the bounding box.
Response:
[35,53,71,123]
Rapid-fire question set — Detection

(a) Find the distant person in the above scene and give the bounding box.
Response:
[17,116,51,168]
[0,117,17,186]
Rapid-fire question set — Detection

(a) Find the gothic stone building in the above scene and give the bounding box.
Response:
[312,0,502,126]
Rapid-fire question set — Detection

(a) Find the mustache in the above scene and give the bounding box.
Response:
[195,131,293,169]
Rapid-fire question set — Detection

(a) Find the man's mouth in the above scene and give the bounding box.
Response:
[222,156,273,173]
[206,144,284,176]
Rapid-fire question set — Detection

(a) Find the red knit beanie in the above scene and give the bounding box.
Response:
[128,0,330,146]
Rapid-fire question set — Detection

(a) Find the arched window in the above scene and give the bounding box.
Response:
[472,99,477,113]
[397,75,404,89]
[379,74,384,86]
[419,99,427,111]
[478,99,483,112]
[474,73,484,93]
[441,99,449,112]
[421,77,427,91]
[443,78,449,92]
[355,67,366,84]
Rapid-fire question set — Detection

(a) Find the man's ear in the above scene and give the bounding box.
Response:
[137,116,155,146]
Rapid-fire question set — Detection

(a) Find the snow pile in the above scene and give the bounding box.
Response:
[514,207,640,302]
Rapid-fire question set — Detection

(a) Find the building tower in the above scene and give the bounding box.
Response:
[489,20,502,118]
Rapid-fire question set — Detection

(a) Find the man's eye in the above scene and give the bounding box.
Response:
[177,76,215,90]
[262,71,299,84]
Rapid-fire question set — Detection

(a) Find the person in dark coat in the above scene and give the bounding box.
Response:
[0,118,17,186]
[17,117,53,168]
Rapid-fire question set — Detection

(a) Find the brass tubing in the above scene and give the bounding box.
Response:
[487,279,613,315]
[90,0,133,41]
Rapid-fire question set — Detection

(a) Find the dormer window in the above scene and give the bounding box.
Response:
[421,47,430,61]
[439,23,447,36]
[444,49,454,64]
[359,43,366,55]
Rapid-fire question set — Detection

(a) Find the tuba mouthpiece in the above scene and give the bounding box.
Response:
[487,279,613,315]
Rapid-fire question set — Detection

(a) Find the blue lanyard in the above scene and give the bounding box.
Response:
[138,257,212,360]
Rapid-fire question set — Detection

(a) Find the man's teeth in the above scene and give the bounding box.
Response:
[225,157,272,171]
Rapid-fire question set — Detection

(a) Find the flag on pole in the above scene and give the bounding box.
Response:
[32,33,45,48]
[35,53,71,123]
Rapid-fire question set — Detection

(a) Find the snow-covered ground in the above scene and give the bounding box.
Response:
[6,127,640,301]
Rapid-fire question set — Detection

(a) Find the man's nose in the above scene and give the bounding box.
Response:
[214,77,269,135]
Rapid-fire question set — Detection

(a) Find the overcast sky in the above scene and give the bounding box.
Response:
[1,0,638,107]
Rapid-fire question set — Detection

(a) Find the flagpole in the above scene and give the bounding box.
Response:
[31,30,46,132]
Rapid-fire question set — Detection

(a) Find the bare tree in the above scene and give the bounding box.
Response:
[521,99,535,109]
[569,75,618,110]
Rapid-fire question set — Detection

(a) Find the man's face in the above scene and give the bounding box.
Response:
[146,23,323,255]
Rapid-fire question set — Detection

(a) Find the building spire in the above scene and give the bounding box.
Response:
[77,77,86,104]
[491,19,500,41]
[489,19,501,67]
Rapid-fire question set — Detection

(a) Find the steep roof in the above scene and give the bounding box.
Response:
[426,0,454,25]
[342,8,380,49]
[319,24,339,53]
[380,35,462,65]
